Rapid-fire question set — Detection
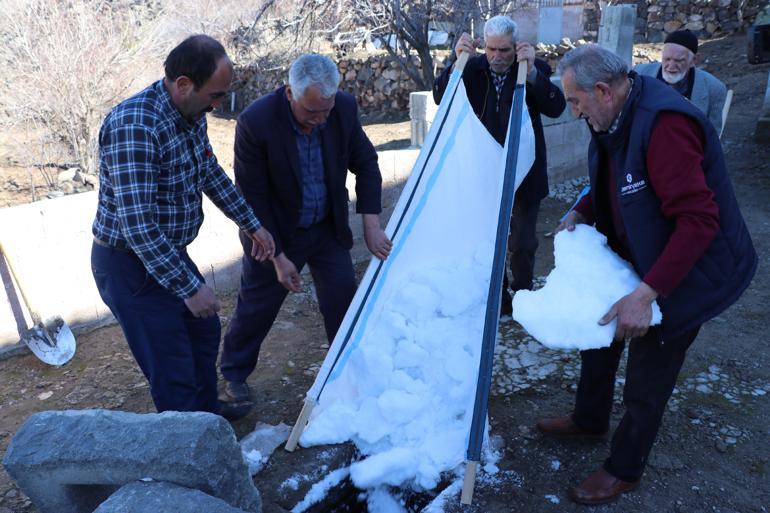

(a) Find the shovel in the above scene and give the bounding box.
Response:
[0,241,76,365]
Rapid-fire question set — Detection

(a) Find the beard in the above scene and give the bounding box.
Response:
[662,69,688,85]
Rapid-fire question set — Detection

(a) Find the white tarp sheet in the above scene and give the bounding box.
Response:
[299,79,535,490]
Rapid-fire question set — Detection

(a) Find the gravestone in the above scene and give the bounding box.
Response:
[409,91,438,147]
[598,4,637,68]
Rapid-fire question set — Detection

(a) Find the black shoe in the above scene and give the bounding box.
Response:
[217,400,253,421]
[222,381,251,403]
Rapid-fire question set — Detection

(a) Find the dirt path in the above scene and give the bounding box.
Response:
[0,34,768,512]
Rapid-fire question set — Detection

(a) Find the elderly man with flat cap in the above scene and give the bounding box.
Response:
[636,29,728,133]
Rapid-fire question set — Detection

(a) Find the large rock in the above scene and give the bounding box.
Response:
[2,410,261,513]
[94,482,250,513]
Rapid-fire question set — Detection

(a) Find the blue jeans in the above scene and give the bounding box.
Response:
[91,242,220,413]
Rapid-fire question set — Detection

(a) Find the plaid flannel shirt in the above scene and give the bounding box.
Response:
[92,80,261,299]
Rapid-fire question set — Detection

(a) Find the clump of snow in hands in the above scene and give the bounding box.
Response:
[512,224,662,350]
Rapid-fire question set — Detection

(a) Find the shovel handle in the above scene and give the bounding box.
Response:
[0,240,42,325]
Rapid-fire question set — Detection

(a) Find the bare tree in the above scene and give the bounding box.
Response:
[348,0,439,90]
[0,0,161,176]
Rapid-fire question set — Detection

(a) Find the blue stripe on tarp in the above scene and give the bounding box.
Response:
[314,73,468,397]
[325,102,471,384]
[465,78,527,462]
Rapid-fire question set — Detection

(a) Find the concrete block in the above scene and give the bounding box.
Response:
[2,410,261,513]
[598,5,637,68]
[94,482,250,513]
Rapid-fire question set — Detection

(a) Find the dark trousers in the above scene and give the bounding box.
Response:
[91,242,220,413]
[220,218,357,384]
[502,199,540,302]
[572,326,700,481]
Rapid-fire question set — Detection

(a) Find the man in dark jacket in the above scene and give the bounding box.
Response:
[537,44,756,505]
[218,54,391,413]
[433,15,565,316]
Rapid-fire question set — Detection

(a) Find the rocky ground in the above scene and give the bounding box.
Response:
[0,34,769,512]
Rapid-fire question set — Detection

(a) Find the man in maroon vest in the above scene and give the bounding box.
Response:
[536,44,756,505]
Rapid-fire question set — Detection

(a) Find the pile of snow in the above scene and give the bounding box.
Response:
[512,224,662,350]
[301,257,493,490]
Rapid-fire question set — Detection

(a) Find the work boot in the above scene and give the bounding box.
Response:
[217,400,253,422]
[536,415,607,440]
[567,467,639,505]
[221,381,251,403]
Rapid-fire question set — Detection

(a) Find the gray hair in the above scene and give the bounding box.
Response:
[288,54,340,99]
[483,15,518,44]
[557,44,628,91]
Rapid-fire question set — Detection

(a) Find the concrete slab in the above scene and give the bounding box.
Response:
[2,410,261,513]
[94,482,250,513]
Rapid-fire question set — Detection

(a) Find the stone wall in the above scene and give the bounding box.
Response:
[584,0,767,43]
[232,54,438,116]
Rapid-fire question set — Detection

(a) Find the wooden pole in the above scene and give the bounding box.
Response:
[284,397,316,452]
[460,460,478,504]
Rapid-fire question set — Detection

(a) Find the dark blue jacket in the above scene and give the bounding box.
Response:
[235,86,382,256]
[588,73,757,339]
[433,55,566,206]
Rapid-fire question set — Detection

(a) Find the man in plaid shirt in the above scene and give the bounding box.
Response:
[91,35,274,418]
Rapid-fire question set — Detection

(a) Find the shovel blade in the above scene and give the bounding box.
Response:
[22,318,76,366]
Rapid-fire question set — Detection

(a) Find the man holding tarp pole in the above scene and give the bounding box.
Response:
[537,44,756,505]
[433,15,565,318]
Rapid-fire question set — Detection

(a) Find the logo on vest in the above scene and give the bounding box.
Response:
[620,172,647,197]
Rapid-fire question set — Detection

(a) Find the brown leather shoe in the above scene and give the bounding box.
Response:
[567,468,639,505]
[535,415,607,440]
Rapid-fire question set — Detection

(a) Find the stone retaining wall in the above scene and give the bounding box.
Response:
[584,0,766,43]
[233,54,442,116]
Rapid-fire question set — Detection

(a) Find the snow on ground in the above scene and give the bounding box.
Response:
[291,466,350,513]
[512,224,662,350]
[239,422,291,475]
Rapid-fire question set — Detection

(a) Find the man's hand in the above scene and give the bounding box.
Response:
[599,282,659,341]
[363,214,392,261]
[273,253,302,292]
[555,210,587,234]
[516,42,536,77]
[455,32,479,59]
[184,284,220,318]
[248,227,275,262]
